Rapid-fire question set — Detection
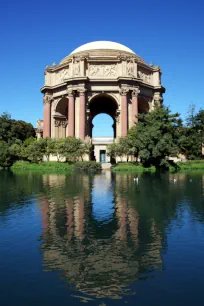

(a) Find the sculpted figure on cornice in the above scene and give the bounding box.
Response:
[89,64,117,77]
[74,59,80,76]
[137,70,151,84]
[127,60,134,76]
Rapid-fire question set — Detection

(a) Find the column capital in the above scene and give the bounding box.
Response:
[67,89,74,97]
[78,88,87,96]
[119,87,129,96]
[132,87,140,97]
[43,93,53,104]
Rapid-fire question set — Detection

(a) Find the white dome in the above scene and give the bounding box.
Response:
[70,41,135,55]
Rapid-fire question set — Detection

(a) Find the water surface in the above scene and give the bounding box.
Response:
[0,171,204,305]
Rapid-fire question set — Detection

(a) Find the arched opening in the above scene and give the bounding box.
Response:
[92,114,114,137]
[54,97,68,138]
[88,94,118,138]
[88,94,118,163]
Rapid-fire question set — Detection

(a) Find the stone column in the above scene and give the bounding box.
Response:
[79,89,86,140]
[68,90,75,137]
[43,93,52,138]
[120,88,128,137]
[132,87,140,125]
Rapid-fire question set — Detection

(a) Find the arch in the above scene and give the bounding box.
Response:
[87,94,118,138]
[53,97,68,138]
[55,97,68,117]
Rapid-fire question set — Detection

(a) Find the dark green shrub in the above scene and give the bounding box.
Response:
[74,161,101,172]
[0,141,13,168]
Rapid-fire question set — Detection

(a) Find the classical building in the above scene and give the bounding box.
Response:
[38,41,165,162]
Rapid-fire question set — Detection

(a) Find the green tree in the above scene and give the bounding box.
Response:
[63,137,89,161]
[179,108,204,159]
[0,141,13,168]
[25,140,44,163]
[131,106,181,169]
[0,112,35,145]
[53,139,66,162]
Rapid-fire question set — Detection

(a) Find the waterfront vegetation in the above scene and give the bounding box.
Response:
[0,105,204,172]
[11,160,101,172]
[113,160,204,172]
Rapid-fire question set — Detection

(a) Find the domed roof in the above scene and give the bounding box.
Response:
[70,41,135,55]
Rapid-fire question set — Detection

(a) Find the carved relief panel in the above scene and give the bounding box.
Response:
[55,67,70,84]
[54,119,67,138]
[137,68,152,84]
[88,63,117,77]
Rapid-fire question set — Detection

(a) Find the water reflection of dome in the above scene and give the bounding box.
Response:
[40,174,163,300]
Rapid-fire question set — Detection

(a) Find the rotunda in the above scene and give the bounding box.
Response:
[39,41,165,162]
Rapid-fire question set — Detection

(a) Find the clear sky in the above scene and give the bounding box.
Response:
[1,0,203,136]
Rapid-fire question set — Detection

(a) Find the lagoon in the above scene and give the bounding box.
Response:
[0,171,204,305]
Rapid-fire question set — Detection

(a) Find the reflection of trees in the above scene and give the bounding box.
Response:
[2,171,203,300]
[40,172,164,299]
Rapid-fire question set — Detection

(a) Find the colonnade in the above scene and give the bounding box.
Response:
[43,87,140,139]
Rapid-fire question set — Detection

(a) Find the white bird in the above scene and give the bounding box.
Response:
[173,178,177,183]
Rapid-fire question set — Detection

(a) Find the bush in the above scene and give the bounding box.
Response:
[0,141,13,168]
[74,161,101,172]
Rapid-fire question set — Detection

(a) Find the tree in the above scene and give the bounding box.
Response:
[63,137,90,161]
[130,106,182,169]
[179,108,204,159]
[0,141,13,168]
[25,140,44,163]
[53,139,66,162]
[0,112,35,145]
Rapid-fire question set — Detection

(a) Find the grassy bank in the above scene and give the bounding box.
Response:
[112,160,204,172]
[11,161,73,172]
[112,163,156,172]
[11,160,101,173]
[177,160,204,170]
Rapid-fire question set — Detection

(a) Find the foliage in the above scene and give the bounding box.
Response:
[11,161,73,172]
[179,108,204,159]
[25,139,45,163]
[0,141,13,168]
[0,112,35,145]
[128,106,182,169]
[63,137,91,161]
[177,160,204,170]
[74,161,101,172]
[112,162,155,172]
[107,137,135,162]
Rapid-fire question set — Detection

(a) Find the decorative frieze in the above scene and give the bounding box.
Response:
[89,64,117,77]
[137,70,151,84]
[54,120,67,128]
[59,68,70,81]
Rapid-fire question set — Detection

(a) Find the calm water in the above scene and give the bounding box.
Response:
[0,171,204,306]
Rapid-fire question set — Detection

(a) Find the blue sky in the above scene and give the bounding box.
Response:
[1,0,203,136]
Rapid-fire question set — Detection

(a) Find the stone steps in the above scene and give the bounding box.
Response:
[101,163,112,170]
